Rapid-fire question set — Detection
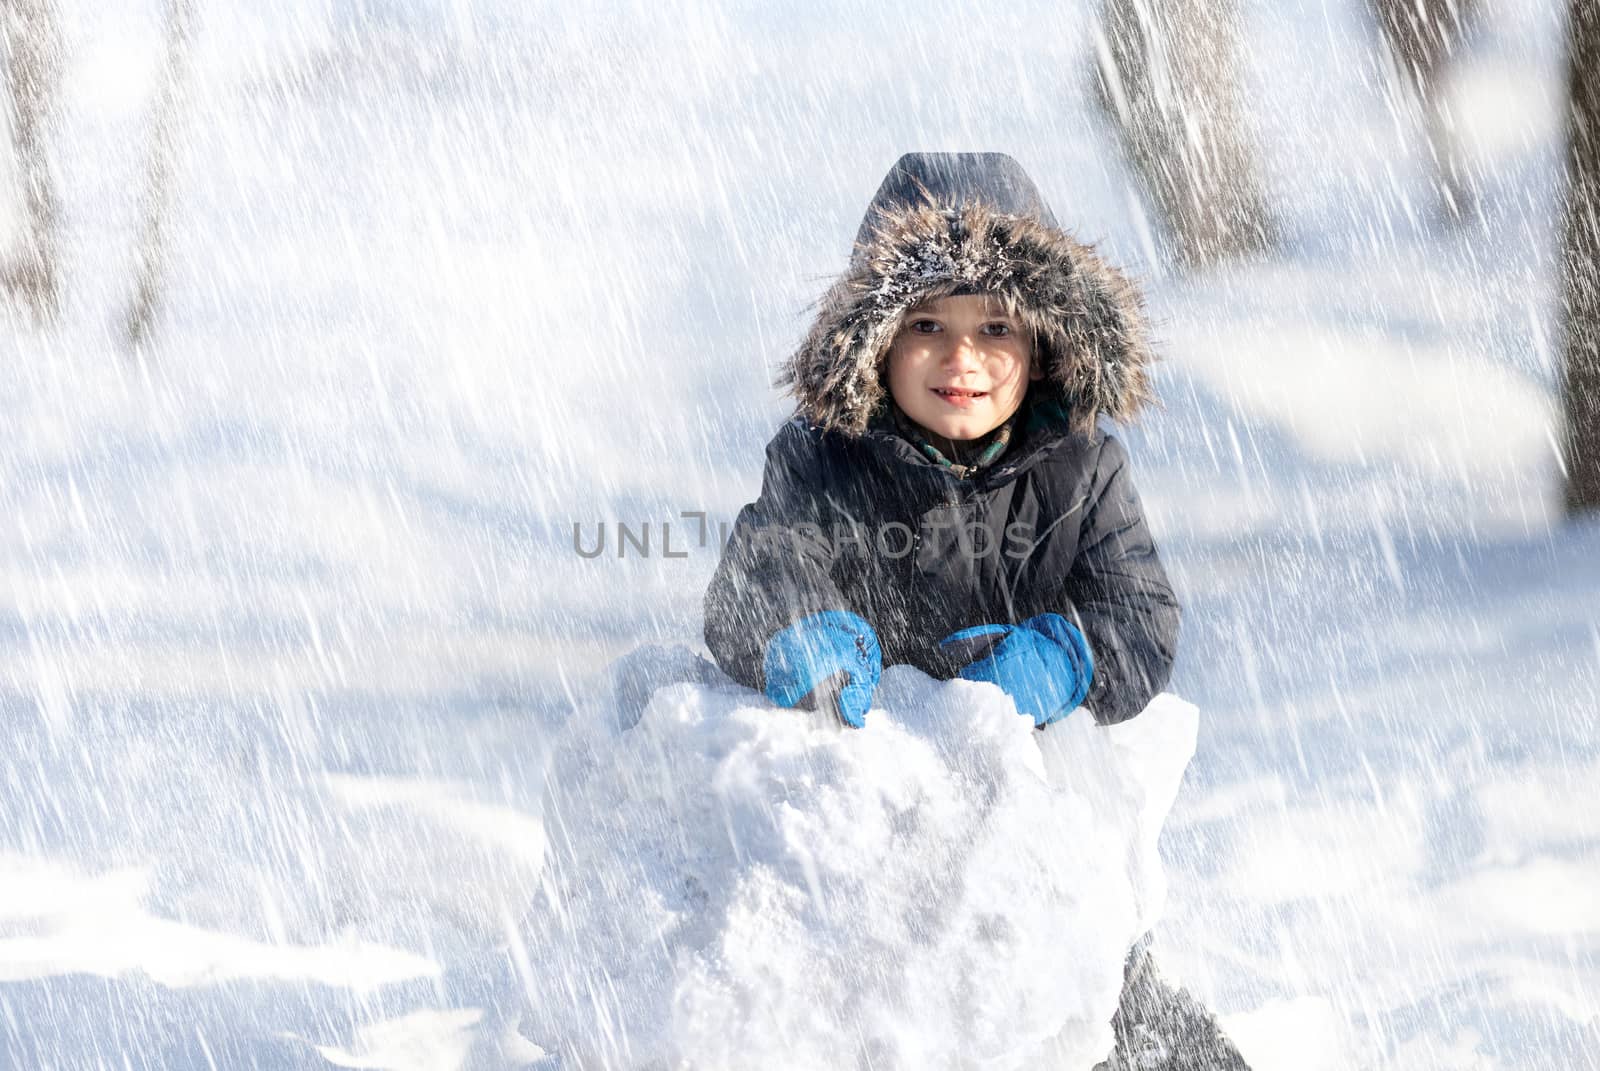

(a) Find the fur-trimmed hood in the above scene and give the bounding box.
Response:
[780,153,1156,437]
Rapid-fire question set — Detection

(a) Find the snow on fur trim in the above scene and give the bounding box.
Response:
[780,201,1156,436]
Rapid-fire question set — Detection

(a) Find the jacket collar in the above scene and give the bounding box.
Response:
[882,402,1017,480]
[855,393,1079,486]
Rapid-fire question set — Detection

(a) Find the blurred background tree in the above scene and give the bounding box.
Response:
[3,0,192,344]
[0,0,62,320]
[1094,0,1480,264]
[1563,0,1600,515]
[1368,0,1482,222]
[125,0,194,348]
[1092,0,1276,268]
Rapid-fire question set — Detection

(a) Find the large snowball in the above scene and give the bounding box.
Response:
[523,648,1197,1070]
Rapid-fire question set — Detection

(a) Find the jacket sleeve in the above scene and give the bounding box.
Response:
[1062,435,1180,725]
[703,421,854,692]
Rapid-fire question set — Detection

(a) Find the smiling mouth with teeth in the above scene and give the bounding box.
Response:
[933,387,987,398]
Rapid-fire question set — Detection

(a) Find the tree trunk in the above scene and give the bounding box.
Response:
[1,0,62,320]
[126,0,195,348]
[1564,0,1600,516]
[1367,0,1481,222]
[1093,0,1274,268]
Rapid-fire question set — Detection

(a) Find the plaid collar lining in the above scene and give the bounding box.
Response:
[887,403,1019,479]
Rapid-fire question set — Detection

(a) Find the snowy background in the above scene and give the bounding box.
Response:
[2,0,1598,1067]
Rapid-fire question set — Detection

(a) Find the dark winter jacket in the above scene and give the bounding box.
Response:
[703,153,1179,724]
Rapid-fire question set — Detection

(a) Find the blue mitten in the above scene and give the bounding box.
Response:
[764,610,882,728]
[938,613,1094,727]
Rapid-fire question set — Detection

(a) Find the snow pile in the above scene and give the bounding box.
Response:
[524,648,1198,1070]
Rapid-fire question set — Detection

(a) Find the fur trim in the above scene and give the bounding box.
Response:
[780,201,1156,436]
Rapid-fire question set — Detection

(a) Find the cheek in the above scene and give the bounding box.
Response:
[996,350,1031,385]
[888,343,927,380]
[885,348,905,384]
[885,348,918,398]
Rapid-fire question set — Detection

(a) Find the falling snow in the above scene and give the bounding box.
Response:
[1,0,1598,1069]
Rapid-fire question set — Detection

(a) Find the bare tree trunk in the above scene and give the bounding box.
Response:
[1093,0,1274,268]
[1,0,62,320]
[1368,0,1481,222]
[1563,0,1600,516]
[125,0,194,348]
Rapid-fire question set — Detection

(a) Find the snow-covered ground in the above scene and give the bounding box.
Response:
[3,0,1598,1067]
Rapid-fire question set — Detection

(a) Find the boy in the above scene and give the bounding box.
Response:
[702,153,1247,1070]
[705,151,1176,730]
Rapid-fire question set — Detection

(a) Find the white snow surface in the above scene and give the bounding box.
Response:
[527,656,1194,1069]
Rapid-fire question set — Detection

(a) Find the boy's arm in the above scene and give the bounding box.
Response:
[1061,436,1180,724]
[703,421,854,692]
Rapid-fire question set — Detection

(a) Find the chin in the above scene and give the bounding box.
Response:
[930,419,991,441]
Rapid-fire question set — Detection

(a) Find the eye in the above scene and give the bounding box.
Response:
[980,322,1014,338]
[908,318,941,334]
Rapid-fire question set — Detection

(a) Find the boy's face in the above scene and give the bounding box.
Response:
[885,294,1042,443]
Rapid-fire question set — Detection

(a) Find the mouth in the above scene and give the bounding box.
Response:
[932,387,988,408]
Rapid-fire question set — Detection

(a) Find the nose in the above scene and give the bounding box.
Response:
[942,335,982,371]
